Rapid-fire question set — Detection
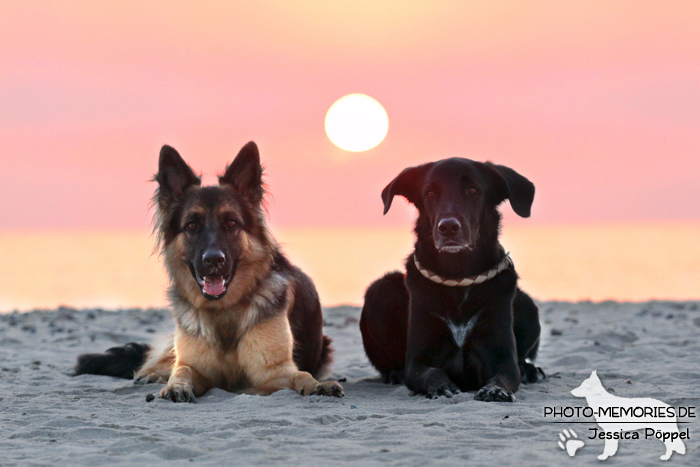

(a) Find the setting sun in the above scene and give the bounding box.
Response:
[324,94,389,152]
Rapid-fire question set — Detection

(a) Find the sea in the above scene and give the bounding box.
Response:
[1,222,698,312]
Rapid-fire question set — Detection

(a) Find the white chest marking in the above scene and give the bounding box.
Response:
[443,314,478,348]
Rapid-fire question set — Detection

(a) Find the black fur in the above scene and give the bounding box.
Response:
[360,158,543,401]
[272,251,334,376]
[74,343,151,379]
[359,271,408,384]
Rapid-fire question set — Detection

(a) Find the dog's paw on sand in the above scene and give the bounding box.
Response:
[475,385,515,402]
[425,381,461,399]
[160,382,196,403]
[557,429,584,456]
[520,362,546,384]
[134,373,167,385]
[301,381,344,397]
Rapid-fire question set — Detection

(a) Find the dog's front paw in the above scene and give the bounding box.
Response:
[160,382,196,403]
[314,381,345,397]
[425,381,461,399]
[520,362,545,384]
[475,385,515,402]
[134,373,167,385]
[300,381,344,398]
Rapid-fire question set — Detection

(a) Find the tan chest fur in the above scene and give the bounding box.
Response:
[173,308,296,393]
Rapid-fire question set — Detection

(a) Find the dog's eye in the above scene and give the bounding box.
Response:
[426,191,436,198]
[225,220,237,230]
[186,222,197,232]
[467,188,478,195]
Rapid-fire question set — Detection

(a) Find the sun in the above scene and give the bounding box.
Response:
[325,94,389,152]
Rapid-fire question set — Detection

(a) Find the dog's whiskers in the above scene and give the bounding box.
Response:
[418,233,435,248]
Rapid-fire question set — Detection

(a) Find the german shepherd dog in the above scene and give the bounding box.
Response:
[360,158,543,401]
[75,142,343,402]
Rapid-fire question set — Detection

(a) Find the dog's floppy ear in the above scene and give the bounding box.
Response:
[219,141,264,203]
[155,145,201,206]
[485,163,535,218]
[381,164,431,214]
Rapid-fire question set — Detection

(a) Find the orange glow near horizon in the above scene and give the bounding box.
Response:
[1,222,699,311]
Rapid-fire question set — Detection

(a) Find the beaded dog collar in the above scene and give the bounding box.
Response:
[413,253,512,287]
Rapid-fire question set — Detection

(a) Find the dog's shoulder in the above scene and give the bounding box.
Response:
[271,248,321,303]
[249,251,296,323]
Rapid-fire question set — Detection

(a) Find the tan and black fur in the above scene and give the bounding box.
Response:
[75,142,343,402]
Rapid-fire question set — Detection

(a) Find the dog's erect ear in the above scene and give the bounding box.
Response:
[155,145,201,205]
[219,141,264,203]
[381,164,431,215]
[485,163,535,218]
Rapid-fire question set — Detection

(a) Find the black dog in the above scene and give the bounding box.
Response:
[360,158,543,401]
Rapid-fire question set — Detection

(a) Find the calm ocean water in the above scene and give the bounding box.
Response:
[1,223,699,312]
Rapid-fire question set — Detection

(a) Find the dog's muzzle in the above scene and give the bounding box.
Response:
[188,261,237,300]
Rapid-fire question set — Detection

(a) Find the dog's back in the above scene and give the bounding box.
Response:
[284,260,334,378]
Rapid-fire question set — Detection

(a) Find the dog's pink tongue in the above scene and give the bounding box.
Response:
[203,276,225,296]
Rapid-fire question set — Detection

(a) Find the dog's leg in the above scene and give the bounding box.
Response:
[160,364,209,403]
[290,371,344,396]
[474,353,520,402]
[239,312,344,397]
[243,363,343,397]
[475,374,517,402]
[517,336,545,384]
[473,295,522,402]
[134,340,175,385]
[598,437,619,460]
[403,295,464,399]
[474,358,520,402]
[513,289,544,384]
[405,364,461,399]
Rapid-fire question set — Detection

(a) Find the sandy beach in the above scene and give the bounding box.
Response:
[1,301,699,466]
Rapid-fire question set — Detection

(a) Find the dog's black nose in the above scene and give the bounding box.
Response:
[202,249,226,268]
[438,218,461,237]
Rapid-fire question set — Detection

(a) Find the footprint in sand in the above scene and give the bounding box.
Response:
[558,428,584,456]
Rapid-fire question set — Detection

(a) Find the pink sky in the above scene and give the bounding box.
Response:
[2,1,699,230]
